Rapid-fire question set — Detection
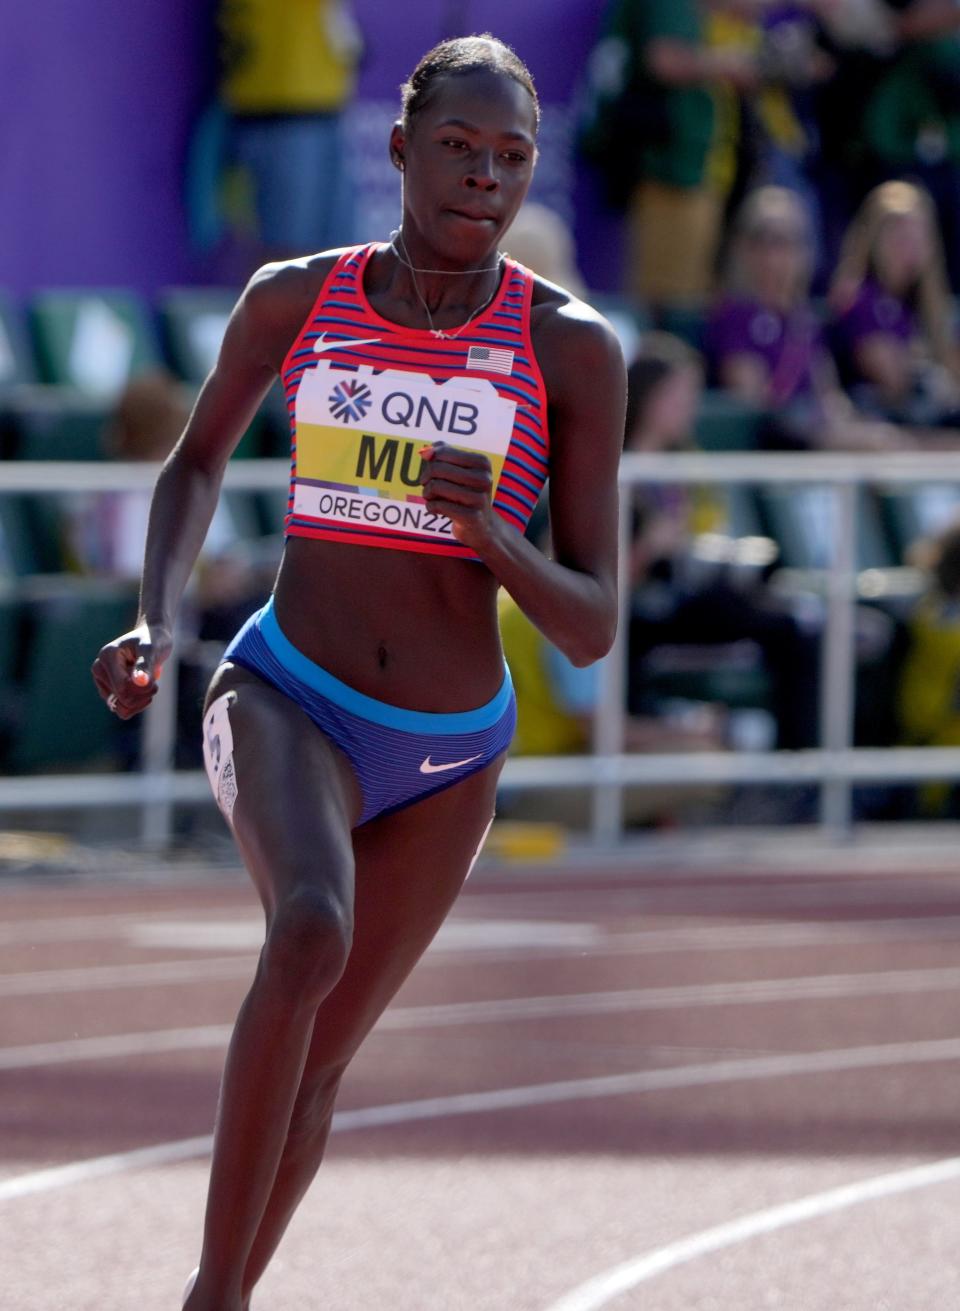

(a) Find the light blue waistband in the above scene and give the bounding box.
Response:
[256,596,514,734]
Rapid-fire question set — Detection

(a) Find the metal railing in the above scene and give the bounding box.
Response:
[4,452,960,847]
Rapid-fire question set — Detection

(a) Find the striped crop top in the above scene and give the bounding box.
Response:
[280,243,550,561]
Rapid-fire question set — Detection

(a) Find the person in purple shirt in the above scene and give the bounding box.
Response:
[829,180,960,425]
[707,185,900,449]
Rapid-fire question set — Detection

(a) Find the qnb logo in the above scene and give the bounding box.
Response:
[328,379,373,423]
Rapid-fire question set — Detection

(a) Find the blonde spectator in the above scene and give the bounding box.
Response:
[828,180,960,425]
[706,186,902,448]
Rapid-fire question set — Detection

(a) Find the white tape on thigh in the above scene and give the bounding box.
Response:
[202,691,239,822]
[466,813,496,881]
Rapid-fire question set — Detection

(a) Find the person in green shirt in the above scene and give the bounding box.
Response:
[580,0,758,310]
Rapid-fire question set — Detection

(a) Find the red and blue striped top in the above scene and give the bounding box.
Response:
[280,243,550,561]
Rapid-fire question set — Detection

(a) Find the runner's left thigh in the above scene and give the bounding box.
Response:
[299,756,504,1069]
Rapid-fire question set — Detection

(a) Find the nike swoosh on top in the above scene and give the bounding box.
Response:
[419,754,483,775]
[313,333,382,354]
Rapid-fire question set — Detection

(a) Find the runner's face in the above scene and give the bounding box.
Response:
[393,69,538,261]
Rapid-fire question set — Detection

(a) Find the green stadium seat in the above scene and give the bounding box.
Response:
[636,659,773,718]
[0,586,21,668]
[6,391,110,460]
[0,496,69,575]
[8,578,139,772]
[694,390,764,451]
[30,290,160,397]
[877,484,960,561]
[157,286,236,384]
[587,293,651,362]
[158,287,273,459]
[718,486,765,538]
[0,292,114,460]
[657,304,706,352]
[0,587,24,766]
[258,380,292,459]
[757,485,897,571]
[0,292,38,388]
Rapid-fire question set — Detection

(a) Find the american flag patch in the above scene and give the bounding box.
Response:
[466,345,514,375]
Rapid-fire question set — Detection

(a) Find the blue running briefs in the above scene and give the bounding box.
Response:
[222,598,516,825]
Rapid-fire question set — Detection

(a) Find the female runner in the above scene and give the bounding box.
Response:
[92,34,625,1310]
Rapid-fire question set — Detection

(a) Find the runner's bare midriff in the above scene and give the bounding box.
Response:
[271,535,504,711]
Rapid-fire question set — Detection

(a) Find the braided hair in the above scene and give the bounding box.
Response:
[400,34,539,133]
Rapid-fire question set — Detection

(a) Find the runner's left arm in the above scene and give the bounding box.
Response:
[420,302,625,666]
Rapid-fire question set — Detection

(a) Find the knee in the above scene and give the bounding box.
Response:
[260,886,353,1006]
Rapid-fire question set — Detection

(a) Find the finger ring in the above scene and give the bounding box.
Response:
[107,693,119,712]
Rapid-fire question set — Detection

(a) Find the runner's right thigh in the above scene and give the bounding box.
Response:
[203,662,360,927]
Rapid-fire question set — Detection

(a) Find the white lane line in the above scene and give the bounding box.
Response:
[469,887,960,921]
[542,1156,960,1311]
[4,885,960,949]
[603,915,960,954]
[0,909,254,947]
[3,1034,960,1201]
[0,1026,234,1070]
[382,966,960,1028]
[434,915,960,967]
[0,956,254,997]
[127,918,603,953]
[0,1136,214,1203]
[6,915,960,1000]
[5,965,960,1069]
[2,901,960,964]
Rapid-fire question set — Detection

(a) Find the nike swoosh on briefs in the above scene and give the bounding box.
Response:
[314,333,382,354]
[419,754,484,775]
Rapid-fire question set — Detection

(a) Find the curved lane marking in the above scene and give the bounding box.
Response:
[0,956,253,997]
[4,966,960,1069]
[3,1035,960,1201]
[543,1156,960,1311]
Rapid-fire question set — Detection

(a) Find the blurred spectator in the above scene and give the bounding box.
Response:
[579,0,759,313]
[896,515,960,812]
[216,0,363,268]
[499,523,725,829]
[65,369,275,769]
[705,185,902,448]
[813,0,960,288]
[64,369,272,633]
[65,371,193,578]
[861,4,960,290]
[500,585,723,760]
[625,330,822,750]
[739,1,837,275]
[828,180,960,425]
[502,203,589,298]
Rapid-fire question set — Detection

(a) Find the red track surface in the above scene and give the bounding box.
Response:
[2,856,960,1310]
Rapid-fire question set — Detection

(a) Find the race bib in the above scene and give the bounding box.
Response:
[292,362,516,540]
[202,691,238,822]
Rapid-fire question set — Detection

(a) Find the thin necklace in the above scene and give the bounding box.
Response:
[389,229,502,274]
[390,229,503,340]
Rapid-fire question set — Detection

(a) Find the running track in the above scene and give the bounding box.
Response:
[2,847,959,1309]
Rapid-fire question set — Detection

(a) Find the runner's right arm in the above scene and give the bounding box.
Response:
[91,260,322,717]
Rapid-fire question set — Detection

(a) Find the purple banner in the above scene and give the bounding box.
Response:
[0,1,617,299]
